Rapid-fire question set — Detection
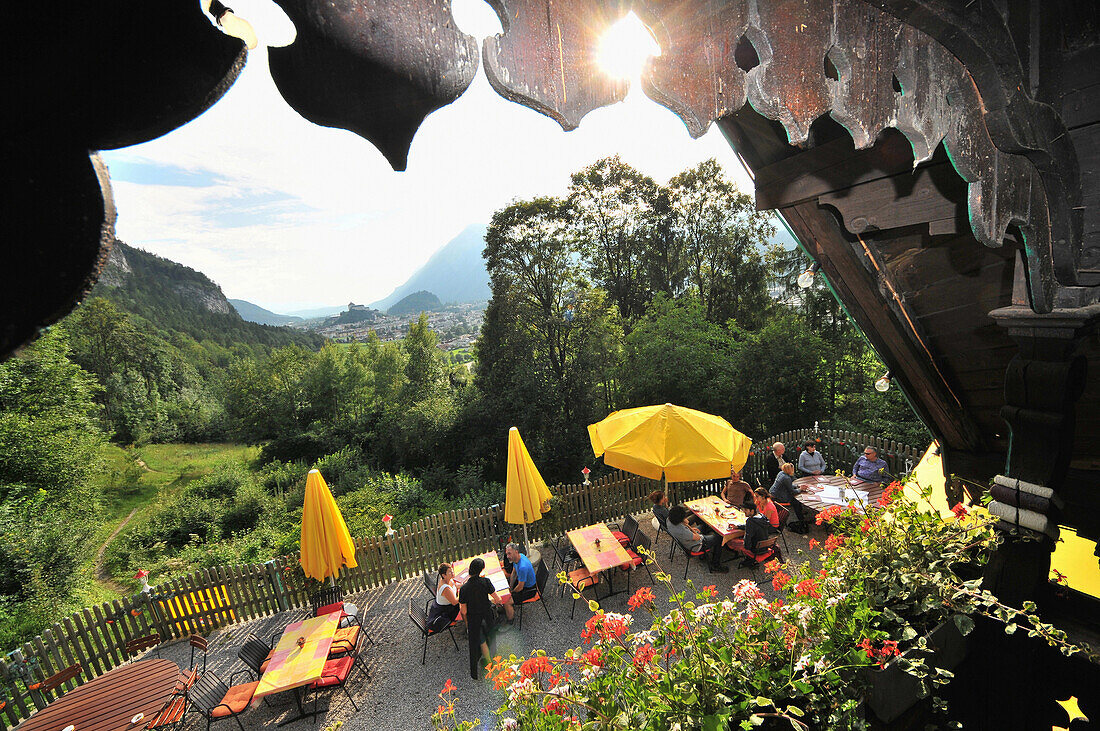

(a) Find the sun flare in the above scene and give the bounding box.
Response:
[597,12,661,80]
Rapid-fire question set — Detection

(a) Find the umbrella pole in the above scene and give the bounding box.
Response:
[522,523,530,552]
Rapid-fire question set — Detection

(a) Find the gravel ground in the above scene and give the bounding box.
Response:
[150,512,824,731]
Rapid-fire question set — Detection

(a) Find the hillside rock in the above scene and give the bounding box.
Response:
[387,290,441,316]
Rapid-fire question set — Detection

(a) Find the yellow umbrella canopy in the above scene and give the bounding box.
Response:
[588,403,752,482]
[300,469,358,582]
[504,427,554,537]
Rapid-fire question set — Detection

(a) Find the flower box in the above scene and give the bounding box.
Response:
[862,620,971,723]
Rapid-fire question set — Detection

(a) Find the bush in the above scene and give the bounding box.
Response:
[184,462,252,501]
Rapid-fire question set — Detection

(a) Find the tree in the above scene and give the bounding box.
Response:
[568,156,660,322]
[667,159,775,327]
[401,313,445,405]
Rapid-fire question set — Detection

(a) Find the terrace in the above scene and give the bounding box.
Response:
[0,429,913,730]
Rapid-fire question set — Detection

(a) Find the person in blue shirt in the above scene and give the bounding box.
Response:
[770,462,809,532]
[798,441,826,475]
[503,543,538,620]
[852,446,890,483]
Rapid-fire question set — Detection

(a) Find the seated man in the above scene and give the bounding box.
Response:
[738,492,779,567]
[722,470,755,510]
[852,445,890,484]
[502,543,537,621]
[666,505,728,573]
[797,441,826,475]
[770,462,809,532]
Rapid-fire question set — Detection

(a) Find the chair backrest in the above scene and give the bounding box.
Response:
[633,530,651,554]
[534,559,549,594]
[189,634,208,652]
[621,514,639,544]
[237,637,271,676]
[774,503,791,527]
[408,599,429,635]
[148,694,187,729]
[423,570,438,597]
[188,673,230,715]
[31,664,82,693]
[126,633,160,657]
[653,509,668,531]
[310,585,344,613]
[757,536,779,551]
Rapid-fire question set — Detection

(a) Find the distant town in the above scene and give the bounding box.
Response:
[295,301,485,355]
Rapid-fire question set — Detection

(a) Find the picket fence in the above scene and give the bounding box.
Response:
[0,427,922,728]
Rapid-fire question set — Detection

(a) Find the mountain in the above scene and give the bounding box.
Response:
[92,242,324,350]
[323,304,383,327]
[229,299,303,326]
[370,224,490,310]
[387,290,441,316]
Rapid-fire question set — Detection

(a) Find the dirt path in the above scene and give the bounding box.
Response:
[94,507,139,593]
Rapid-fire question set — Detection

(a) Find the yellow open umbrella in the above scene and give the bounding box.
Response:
[300,469,358,584]
[504,427,554,548]
[588,403,752,483]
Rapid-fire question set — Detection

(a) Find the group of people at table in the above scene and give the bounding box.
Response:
[426,543,537,680]
[648,440,891,573]
[424,441,891,679]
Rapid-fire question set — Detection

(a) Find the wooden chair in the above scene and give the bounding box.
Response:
[773,502,793,555]
[186,671,259,731]
[408,599,459,665]
[514,560,552,629]
[27,663,82,700]
[190,634,209,673]
[125,633,161,660]
[146,673,197,731]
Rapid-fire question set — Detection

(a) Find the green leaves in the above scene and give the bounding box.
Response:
[952,614,975,636]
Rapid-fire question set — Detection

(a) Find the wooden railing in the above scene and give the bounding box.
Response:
[0,428,922,728]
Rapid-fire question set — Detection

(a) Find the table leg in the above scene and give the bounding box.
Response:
[276,686,317,726]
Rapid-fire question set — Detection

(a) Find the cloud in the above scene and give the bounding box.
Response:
[101,12,754,313]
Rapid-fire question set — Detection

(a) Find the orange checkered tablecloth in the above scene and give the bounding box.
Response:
[454,551,511,600]
[254,611,340,698]
[568,524,632,574]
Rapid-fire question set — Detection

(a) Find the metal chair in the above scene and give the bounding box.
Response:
[549,535,581,573]
[187,671,259,731]
[566,567,600,620]
[515,560,552,629]
[618,530,655,595]
[308,655,362,713]
[408,599,459,665]
[423,570,439,599]
[237,636,274,679]
[670,534,709,580]
[773,502,793,555]
[739,536,782,582]
[620,514,640,546]
[311,586,376,646]
[190,634,209,673]
[651,510,672,555]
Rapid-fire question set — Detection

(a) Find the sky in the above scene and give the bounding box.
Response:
[101,0,754,314]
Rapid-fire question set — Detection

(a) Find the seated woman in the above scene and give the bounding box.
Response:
[722,470,755,510]
[797,441,826,476]
[648,489,670,529]
[770,463,809,532]
[754,487,781,533]
[425,562,461,632]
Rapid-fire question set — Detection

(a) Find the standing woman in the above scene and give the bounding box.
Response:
[426,563,460,632]
[458,557,503,680]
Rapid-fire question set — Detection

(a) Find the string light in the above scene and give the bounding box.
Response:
[797,262,821,289]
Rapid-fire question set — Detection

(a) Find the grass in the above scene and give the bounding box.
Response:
[85,441,262,597]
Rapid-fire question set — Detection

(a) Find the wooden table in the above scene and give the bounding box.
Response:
[255,612,340,724]
[567,524,633,596]
[453,551,511,601]
[17,659,179,731]
[793,475,884,513]
[684,495,749,546]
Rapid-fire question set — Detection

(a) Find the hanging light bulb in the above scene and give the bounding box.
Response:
[205,0,258,49]
[797,262,821,289]
[874,372,891,392]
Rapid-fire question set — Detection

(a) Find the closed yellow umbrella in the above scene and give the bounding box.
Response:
[504,427,554,548]
[588,403,752,483]
[300,469,358,584]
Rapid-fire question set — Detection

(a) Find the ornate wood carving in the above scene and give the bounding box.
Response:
[636,0,749,139]
[482,0,629,131]
[268,0,479,171]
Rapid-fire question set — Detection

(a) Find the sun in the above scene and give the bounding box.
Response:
[597,12,661,81]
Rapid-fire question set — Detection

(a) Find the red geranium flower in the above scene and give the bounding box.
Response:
[772,571,792,591]
[627,586,656,611]
[951,503,969,519]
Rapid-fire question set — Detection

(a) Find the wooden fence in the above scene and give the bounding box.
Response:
[0,428,920,728]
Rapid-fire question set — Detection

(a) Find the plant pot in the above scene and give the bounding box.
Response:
[863,620,971,724]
